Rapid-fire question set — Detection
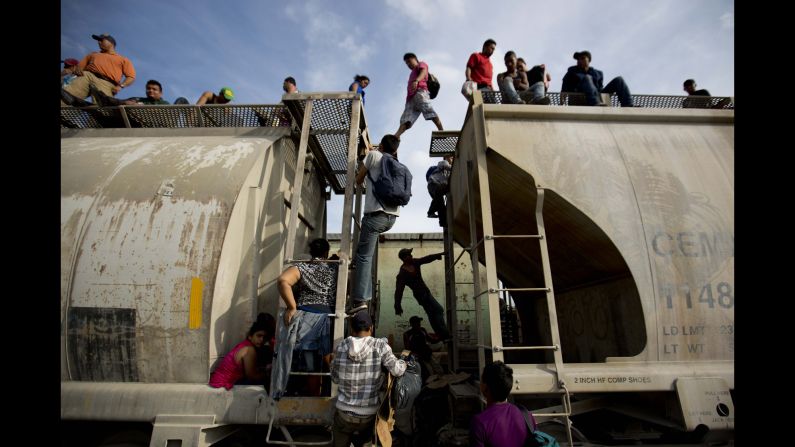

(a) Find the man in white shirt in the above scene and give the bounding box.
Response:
[348,134,402,314]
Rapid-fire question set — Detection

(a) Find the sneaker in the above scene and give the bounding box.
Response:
[61,88,92,107]
[345,300,368,315]
[531,96,551,105]
[89,84,122,107]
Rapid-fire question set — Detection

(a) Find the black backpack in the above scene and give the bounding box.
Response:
[367,153,413,207]
[427,73,441,99]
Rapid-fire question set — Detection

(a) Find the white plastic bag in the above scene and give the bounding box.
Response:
[461,80,476,101]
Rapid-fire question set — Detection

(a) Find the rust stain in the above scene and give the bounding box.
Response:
[180,219,195,249]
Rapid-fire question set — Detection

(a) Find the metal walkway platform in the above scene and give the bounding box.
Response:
[282,92,372,193]
[480,91,734,108]
[60,103,292,129]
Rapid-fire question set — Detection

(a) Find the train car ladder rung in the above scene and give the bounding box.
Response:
[477,344,558,352]
[491,287,550,293]
[485,234,543,240]
[266,417,333,446]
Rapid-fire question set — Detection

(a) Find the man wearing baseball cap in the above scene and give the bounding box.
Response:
[196,87,235,105]
[394,248,451,342]
[331,310,406,447]
[61,58,80,87]
[61,33,136,105]
[561,50,634,107]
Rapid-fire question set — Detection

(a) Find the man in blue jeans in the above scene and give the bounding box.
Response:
[348,134,402,314]
[561,50,634,107]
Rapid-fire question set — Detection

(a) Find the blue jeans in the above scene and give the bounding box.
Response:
[578,75,633,106]
[498,77,523,104]
[270,309,330,399]
[524,81,546,102]
[499,78,546,104]
[351,212,396,301]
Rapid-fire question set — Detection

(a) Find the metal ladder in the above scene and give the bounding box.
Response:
[266,93,365,446]
[453,91,575,445]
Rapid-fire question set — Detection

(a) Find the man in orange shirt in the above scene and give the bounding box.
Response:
[61,33,136,105]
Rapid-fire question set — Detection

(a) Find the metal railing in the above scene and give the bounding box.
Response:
[479,91,734,108]
[60,103,292,129]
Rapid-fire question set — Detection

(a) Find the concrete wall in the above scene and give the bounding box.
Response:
[330,233,488,351]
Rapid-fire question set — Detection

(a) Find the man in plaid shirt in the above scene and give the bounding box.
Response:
[331,310,406,447]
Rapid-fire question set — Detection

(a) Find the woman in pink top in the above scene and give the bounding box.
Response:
[209,313,270,389]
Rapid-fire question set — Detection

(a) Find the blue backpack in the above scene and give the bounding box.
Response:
[367,153,413,207]
[425,166,438,181]
[517,404,560,447]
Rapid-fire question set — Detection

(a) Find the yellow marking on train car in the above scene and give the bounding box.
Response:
[189,277,203,329]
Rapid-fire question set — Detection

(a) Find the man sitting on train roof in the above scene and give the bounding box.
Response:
[270,238,338,399]
[561,50,634,107]
[196,86,234,105]
[60,33,136,106]
[89,79,171,106]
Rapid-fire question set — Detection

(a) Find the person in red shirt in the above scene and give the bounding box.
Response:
[466,39,497,92]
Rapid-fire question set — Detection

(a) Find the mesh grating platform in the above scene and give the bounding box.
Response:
[60,107,103,128]
[60,104,292,129]
[283,93,370,194]
[429,131,460,156]
[479,91,734,109]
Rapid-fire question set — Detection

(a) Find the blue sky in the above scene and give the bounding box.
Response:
[62,0,734,234]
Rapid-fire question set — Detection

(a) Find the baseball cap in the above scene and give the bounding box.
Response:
[573,50,591,61]
[62,58,79,67]
[92,33,117,46]
[409,316,423,325]
[350,310,373,332]
[220,87,235,101]
[398,248,413,260]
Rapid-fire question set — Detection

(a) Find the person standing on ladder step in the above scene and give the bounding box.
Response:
[271,238,338,399]
[347,134,403,315]
[426,154,453,226]
[394,248,452,342]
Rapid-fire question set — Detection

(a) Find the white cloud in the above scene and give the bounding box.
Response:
[283,0,377,91]
[720,11,734,30]
[385,0,467,29]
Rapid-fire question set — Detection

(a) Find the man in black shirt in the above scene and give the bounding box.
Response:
[394,248,451,341]
[682,79,729,108]
[517,57,552,105]
[683,79,710,96]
